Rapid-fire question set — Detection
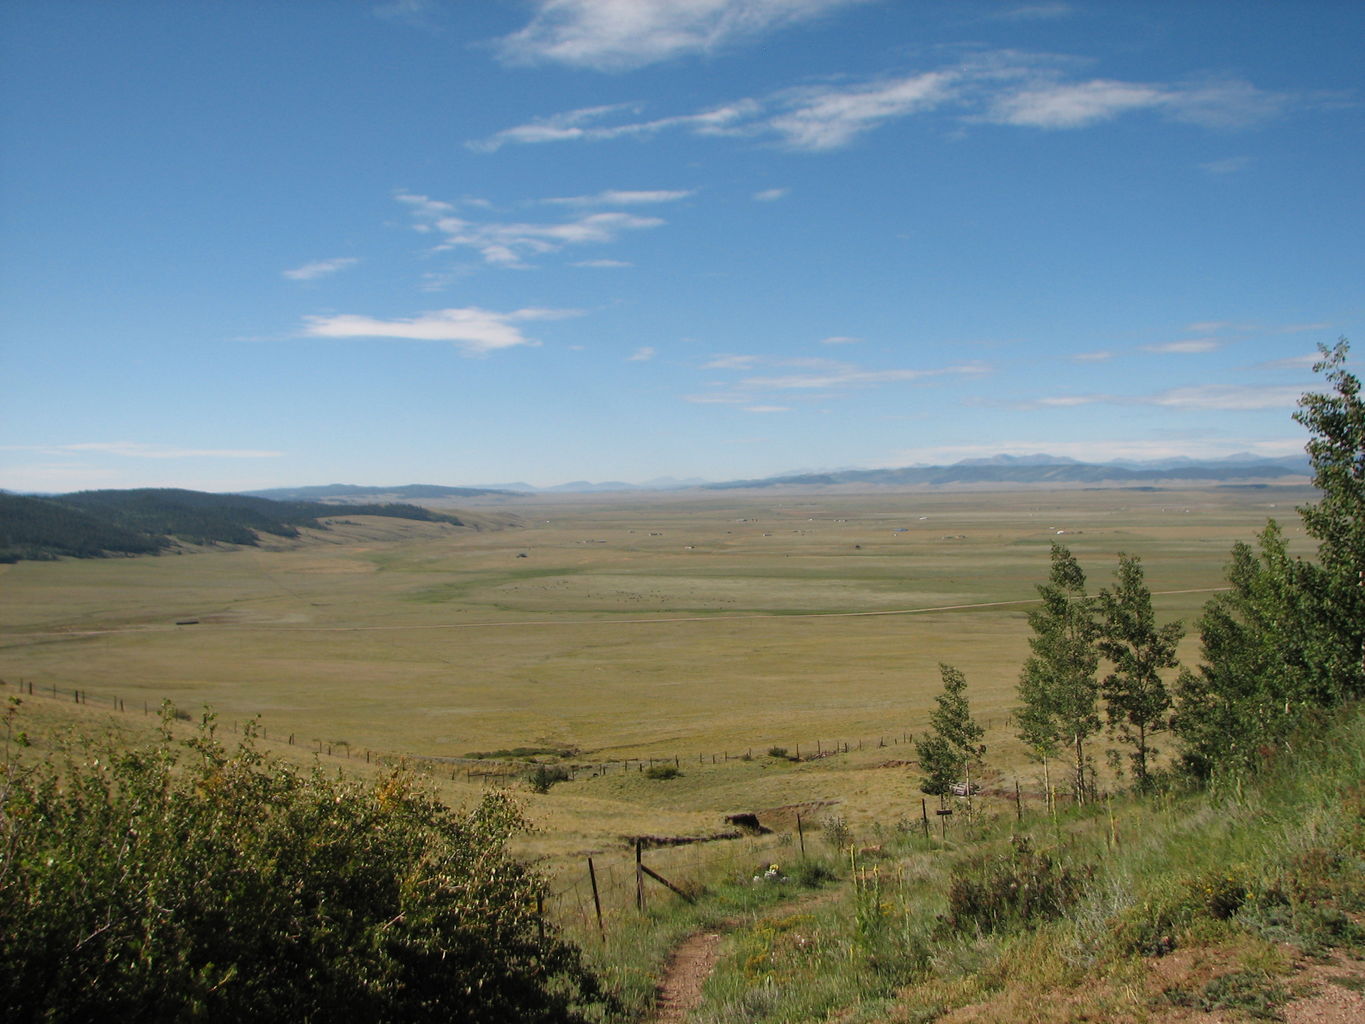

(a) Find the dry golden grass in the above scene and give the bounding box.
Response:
[0,485,1314,871]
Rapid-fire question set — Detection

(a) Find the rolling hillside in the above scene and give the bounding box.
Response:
[0,488,469,562]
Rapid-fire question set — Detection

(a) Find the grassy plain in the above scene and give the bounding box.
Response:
[0,484,1314,887]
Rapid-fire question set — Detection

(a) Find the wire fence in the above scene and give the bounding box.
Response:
[1,674,1019,783]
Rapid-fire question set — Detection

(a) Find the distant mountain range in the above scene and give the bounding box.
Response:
[238,455,1311,499]
[703,453,1312,490]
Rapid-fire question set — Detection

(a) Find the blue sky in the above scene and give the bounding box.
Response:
[2,0,1361,493]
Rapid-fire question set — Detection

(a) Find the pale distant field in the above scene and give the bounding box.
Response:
[0,484,1315,883]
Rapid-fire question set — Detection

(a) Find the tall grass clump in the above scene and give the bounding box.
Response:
[0,704,613,1023]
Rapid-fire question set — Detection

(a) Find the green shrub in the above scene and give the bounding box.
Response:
[527,763,570,793]
[820,815,852,851]
[767,746,789,759]
[945,836,1092,935]
[644,764,681,780]
[0,708,612,1022]
[1163,970,1288,1020]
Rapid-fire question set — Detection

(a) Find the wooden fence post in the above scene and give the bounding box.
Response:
[587,857,604,940]
[635,839,647,913]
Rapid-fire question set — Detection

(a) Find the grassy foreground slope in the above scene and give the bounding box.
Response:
[8,689,1360,1023]
[554,701,1362,1024]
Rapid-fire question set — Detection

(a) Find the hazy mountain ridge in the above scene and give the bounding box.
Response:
[234,455,1311,498]
[704,454,1311,491]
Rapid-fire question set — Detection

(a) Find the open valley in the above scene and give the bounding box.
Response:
[0,485,1315,874]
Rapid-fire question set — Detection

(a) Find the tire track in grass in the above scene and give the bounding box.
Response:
[4,588,1230,640]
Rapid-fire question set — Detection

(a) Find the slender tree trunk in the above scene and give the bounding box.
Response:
[1042,755,1052,817]
[1073,733,1086,805]
[1136,721,1148,788]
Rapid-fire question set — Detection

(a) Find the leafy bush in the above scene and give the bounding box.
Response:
[945,836,1092,935]
[644,764,680,780]
[0,709,612,1022]
[527,763,570,793]
[1163,970,1288,1021]
[767,746,789,759]
[820,815,852,852]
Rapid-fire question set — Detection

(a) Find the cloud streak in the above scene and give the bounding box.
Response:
[495,0,872,71]
[2,443,284,459]
[1021,384,1305,412]
[282,257,358,281]
[688,355,990,406]
[397,191,666,266]
[301,307,583,355]
[472,53,1292,153]
[1142,338,1221,354]
[545,188,695,206]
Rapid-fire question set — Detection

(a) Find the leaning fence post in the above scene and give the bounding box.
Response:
[635,839,647,913]
[587,857,604,940]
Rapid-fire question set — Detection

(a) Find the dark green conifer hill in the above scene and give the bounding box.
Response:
[0,487,463,562]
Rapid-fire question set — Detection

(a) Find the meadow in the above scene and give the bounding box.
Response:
[0,484,1314,884]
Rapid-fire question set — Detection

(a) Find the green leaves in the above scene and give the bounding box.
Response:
[1097,554,1181,787]
[0,714,610,1022]
[1016,543,1100,800]
[916,663,984,797]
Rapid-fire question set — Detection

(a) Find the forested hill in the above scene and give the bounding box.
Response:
[0,488,465,562]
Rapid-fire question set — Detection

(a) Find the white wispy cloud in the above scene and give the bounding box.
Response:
[301,307,582,355]
[282,257,359,281]
[397,190,666,266]
[2,442,283,459]
[820,335,860,345]
[1142,338,1220,354]
[1034,395,1104,407]
[545,188,694,205]
[495,0,872,71]
[470,101,757,152]
[572,258,633,268]
[768,71,958,149]
[1254,353,1321,370]
[689,356,989,406]
[703,354,762,370]
[394,191,457,218]
[1199,156,1251,175]
[985,74,1284,130]
[744,405,791,413]
[739,362,988,390]
[991,3,1073,20]
[1073,350,1115,362]
[472,54,1292,154]
[1186,320,1247,332]
[753,187,789,201]
[1021,383,1304,412]
[628,346,656,361]
[985,79,1166,128]
[1146,384,1304,411]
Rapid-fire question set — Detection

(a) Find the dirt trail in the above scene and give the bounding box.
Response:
[647,930,725,1024]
